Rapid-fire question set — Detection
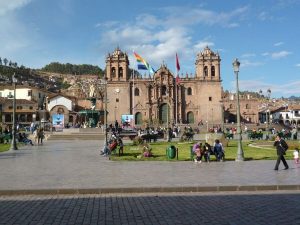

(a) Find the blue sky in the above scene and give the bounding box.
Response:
[1,0,300,97]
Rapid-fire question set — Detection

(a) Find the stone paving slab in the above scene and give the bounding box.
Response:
[0,139,300,194]
[1,191,300,225]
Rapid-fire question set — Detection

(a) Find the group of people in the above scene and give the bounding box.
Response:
[193,139,225,163]
[100,131,124,156]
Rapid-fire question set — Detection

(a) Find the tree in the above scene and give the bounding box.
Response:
[0,57,2,65]
[3,58,8,66]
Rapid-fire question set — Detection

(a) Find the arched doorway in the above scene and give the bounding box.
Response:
[159,103,169,124]
[135,112,142,125]
[187,111,194,124]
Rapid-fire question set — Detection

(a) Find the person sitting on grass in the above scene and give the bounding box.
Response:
[193,142,202,163]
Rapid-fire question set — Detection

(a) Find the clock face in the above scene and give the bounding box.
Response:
[115,89,120,93]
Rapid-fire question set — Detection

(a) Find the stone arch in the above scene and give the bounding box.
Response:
[134,88,140,96]
[159,103,169,124]
[135,112,142,125]
[187,111,194,124]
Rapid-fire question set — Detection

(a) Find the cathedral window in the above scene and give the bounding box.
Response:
[209,97,212,101]
[211,66,215,77]
[204,66,208,76]
[187,87,192,95]
[246,104,250,109]
[111,67,116,77]
[119,67,123,78]
[134,88,140,96]
[162,85,167,96]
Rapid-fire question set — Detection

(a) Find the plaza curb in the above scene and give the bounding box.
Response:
[1,184,300,195]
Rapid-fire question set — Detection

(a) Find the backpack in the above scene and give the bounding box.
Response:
[214,143,222,153]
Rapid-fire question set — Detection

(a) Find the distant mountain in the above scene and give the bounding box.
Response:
[40,62,103,76]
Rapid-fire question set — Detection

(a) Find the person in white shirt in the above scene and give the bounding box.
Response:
[293,148,299,164]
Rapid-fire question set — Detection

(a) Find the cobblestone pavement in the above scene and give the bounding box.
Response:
[0,139,300,193]
[0,191,300,225]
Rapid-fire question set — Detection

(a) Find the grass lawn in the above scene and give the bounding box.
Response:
[109,140,296,161]
[0,144,11,152]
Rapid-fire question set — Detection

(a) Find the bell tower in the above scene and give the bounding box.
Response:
[105,47,129,81]
[195,46,221,81]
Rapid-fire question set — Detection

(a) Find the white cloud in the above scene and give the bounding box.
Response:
[262,52,269,56]
[241,53,256,58]
[0,0,32,16]
[274,42,284,46]
[296,64,300,67]
[233,79,300,96]
[240,60,264,67]
[271,51,292,59]
[162,6,249,28]
[194,41,215,50]
[98,5,249,71]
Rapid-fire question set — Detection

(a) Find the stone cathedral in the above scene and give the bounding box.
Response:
[105,46,223,127]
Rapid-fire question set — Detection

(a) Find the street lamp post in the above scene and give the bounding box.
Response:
[266,88,271,139]
[10,73,18,150]
[233,59,244,161]
[103,77,108,146]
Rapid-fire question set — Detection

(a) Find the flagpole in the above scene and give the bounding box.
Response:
[132,65,135,128]
[175,62,178,127]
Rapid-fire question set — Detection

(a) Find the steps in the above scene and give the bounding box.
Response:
[47,132,105,141]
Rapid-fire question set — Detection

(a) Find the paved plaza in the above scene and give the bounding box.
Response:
[1,191,300,225]
[0,139,300,193]
[1,139,300,224]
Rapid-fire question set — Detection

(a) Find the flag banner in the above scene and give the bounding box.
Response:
[133,52,155,73]
[176,53,180,71]
[176,75,181,84]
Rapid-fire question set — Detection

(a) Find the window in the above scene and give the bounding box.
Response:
[116,98,119,102]
[17,106,23,110]
[38,93,41,98]
[211,66,215,76]
[9,106,13,109]
[29,106,33,110]
[209,97,212,101]
[111,67,116,77]
[28,90,32,96]
[229,104,233,109]
[187,87,192,95]
[134,88,140,96]
[246,104,250,109]
[119,67,123,78]
[204,66,208,76]
[162,86,167,96]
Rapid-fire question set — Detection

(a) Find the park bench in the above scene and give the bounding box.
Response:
[248,131,263,140]
[181,132,194,142]
[225,133,234,139]
[0,134,12,144]
[140,133,158,143]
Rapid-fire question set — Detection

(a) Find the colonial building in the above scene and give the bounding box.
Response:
[105,47,223,127]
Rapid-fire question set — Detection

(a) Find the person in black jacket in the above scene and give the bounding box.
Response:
[273,134,289,170]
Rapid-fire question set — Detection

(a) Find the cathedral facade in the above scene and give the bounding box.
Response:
[105,47,223,127]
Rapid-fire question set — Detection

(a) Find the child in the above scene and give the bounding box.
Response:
[293,148,299,164]
[193,142,202,163]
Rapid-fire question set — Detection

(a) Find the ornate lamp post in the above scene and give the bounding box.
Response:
[103,77,108,146]
[10,73,18,150]
[266,88,271,138]
[233,59,244,161]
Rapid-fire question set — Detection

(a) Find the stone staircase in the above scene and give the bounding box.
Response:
[46,128,105,141]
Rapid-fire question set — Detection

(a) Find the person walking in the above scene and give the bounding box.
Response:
[293,148,299,164]
[273,134,289,170]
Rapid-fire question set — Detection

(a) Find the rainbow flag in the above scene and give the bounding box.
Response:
[133,52,155,74]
